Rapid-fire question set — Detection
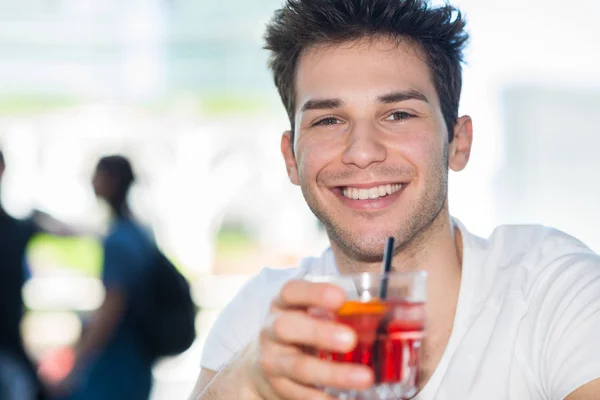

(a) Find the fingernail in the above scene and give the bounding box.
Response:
[333,329,354,346]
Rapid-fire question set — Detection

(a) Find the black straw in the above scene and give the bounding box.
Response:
[378,237,394,299]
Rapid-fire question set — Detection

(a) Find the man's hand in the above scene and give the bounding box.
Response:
[245,279,374,400]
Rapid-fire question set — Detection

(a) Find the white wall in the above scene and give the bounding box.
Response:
[437,0,600,250]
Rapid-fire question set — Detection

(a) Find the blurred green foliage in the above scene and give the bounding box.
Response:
[0,95,79,115]
[27,233,196,281]
[27,234,103,278]
[215,229,256,258]
[0,93,275,118]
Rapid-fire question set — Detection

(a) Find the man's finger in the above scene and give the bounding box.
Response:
[275,349,373,391]
[264,310,356,353]
[271,280,346,311]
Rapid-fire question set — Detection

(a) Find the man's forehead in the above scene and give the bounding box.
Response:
[294,37,436,106]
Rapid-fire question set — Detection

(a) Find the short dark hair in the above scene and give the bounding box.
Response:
[264,0,469,142]
[96,155,136,212]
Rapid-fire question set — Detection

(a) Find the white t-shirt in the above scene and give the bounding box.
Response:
[201,220,600,399]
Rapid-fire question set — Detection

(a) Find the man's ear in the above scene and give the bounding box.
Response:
[281,131,299,185]
[448,115,473,172]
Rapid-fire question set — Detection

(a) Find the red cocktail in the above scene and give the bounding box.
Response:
[308,271,427,399]
[321,300,424,384]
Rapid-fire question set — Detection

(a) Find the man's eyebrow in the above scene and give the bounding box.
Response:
[299,90,427,112]
[300,98,344,112]
[377,90,429,104]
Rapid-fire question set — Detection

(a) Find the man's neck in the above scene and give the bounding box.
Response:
[329,208,463,323]
[331,210,461,273]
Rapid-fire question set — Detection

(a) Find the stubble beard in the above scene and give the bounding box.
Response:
[302,147,450,264]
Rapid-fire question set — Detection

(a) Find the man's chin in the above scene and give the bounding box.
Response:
[332,234,394,263]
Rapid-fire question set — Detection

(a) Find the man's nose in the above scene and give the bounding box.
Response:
[341,122,387,169]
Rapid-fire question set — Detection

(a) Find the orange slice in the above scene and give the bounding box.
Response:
[337,300,387,316]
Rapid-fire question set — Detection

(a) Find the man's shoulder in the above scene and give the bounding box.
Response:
[483,223,594,264]
[105,219,153,249]
[200,249,335,371]
[244,248,336,298]
[473,223,600,299]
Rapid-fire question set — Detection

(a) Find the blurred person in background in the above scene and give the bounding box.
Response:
[190,0,600,399]
[0,150,47,400]
[45,155,155,400]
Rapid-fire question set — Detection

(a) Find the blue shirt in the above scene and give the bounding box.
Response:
[69,217,155,400]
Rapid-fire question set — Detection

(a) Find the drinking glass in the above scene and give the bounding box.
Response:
[306,271,427,400]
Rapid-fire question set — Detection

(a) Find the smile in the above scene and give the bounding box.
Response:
[341,184,403,200]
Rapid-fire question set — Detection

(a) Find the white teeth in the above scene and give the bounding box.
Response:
[342,183,403,200]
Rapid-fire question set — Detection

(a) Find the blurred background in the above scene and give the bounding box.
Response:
[0,0,598,398]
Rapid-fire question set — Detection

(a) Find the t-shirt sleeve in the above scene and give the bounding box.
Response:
[535,252,600,399]
[102,238,138,293]
[200,269,271,372]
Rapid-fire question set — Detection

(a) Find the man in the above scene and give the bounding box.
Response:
[191,0,600,399]
[43,156,155,400]
[0,150,46,400]
[0,150,90,400]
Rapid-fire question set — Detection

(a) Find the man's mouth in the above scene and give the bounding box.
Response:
[341,183,404,200]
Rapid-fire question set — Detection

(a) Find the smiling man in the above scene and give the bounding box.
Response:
[190,1,600,399]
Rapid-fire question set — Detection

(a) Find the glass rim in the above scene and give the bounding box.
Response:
[304,269,427,283]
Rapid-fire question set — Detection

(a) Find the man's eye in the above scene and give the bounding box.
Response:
[386,111,414,121]
[314,117,340,126]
